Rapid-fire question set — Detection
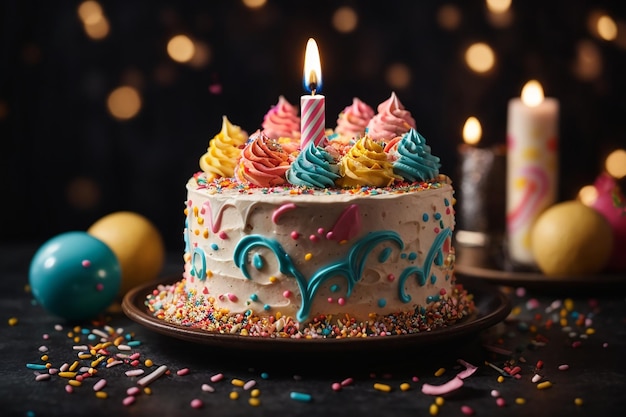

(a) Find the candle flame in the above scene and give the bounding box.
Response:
[462,116,482,145]
[486,0,511,14]
[521,80,544,107]
[303,38,322,93]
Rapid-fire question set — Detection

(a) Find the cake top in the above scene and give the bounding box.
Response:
[198,92,442,190]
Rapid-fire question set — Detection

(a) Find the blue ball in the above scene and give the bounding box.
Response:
[29,231,121,321]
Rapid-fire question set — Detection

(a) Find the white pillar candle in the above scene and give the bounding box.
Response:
[300,38,326,149]
[506,80,559,266]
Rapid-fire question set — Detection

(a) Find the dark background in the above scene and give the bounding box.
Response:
[2,0,625,252]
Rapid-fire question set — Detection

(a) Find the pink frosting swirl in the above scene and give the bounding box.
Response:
[366,92,416,141]
[235,130,294,187]
[335,97,375,140]
[261,96,301,140]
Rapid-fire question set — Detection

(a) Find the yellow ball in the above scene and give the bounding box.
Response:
[530,201,613,276]
[88,211,165,296]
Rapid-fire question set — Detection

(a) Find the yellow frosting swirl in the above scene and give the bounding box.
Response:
[336,136,401,188]
[199,116,248,179]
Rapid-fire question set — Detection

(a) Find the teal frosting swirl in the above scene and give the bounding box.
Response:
[286,142,340,188]
[392,128,441,182]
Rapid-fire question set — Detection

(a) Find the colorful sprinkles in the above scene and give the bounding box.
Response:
[17,285,610,414]
[144,278,475,338]
[195,173,449,197]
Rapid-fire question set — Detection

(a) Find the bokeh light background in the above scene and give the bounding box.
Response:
[1,0,625,251]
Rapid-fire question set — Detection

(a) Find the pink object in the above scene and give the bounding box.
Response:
[272,203,297,224]
[335,97,375,140]
[341,378,354,386]
[366,92,416,141]
[327,204,361,242]
[421,376,464,395]
[300,94,325,149]
[236,131,293,187]
[93,378,107,391]
[506,165,551,247]
[461,405,475,415]
[456,359,478,379]
[201,200,226,234]
[262,96,300,140]
[590,172,626,271]
[509,366,522,376]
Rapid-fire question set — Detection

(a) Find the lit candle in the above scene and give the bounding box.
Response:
[506,80,559,266]
[456,116,506,247]
[300,38,325,149]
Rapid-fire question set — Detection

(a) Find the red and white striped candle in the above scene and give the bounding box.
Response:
[300,38,325,149]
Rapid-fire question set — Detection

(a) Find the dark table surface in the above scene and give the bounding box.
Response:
[2,243,625,417]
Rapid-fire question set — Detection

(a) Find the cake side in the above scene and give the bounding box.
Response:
[182,173,456,324]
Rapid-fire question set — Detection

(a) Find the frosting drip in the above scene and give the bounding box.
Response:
[366,92,416,141]
[336,136,401,188]
[235,130,294,187]
[199,116,248,179]
[335,97,375,140]
[393,129,441,182]
[261,96,301,140]
[286,141,340,188]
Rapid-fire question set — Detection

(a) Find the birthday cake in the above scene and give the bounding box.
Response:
[146,92,475,338]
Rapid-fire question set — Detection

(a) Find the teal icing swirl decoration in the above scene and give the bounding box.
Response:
[234,231,403,322]
[397,228,451,303]
[286,141,340,188]
[393,128,441,182]
[192,247,207,280]
[184,216,191,255]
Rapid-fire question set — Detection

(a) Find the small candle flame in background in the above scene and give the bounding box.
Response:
[520,80,544,107]
[605,149,626,179]
[462,116,482,145]
[577,149,626,206]
[303,38,322,93]
[578,185,599,206]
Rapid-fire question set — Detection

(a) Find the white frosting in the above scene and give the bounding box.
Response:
[182,174,457,324]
